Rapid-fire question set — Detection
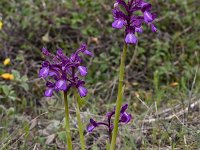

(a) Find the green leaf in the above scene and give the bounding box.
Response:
[57,131,66,142]
[21,75,28,82]
[6,107,15,116]
[2,85,11,96]
[11,70,21,80]
[15,54,24,61]
[20,83,29,91]
[0,105,6,113]
[0,69,4,74]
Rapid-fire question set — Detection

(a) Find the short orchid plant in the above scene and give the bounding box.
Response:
[39,0,157,149]
[39,43,92,150]
[87,104,132,142]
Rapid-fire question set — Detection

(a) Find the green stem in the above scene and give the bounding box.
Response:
[74,90,86,150]
[63,91,73,150]
[110,43,127,150]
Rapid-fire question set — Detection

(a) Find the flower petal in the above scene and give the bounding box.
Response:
[56,48,68,60]
[120,104,128,114]
[42,61,50,67]
[48,70,57,77]
[151,24,157,32]
[141,2,152,11]
[112,19,125,29]
[144,11,153,23]
[46,81,55,87]
[90,118,98,126]
[86,119,98,132]
[114,2,119,8]
[125,33,137,44]
[120,112,132,124]
[55,80,67,90]
[78,66,87,76]
[42,47,50,56]
[39,67,49,78]
[70,53,77,62]
[56,48,64,56]
[84,50,93,56]
[135,27,143,33]
[45,88,53,97]
[3,58,11,66]
[87,124,95,132]
[78,86,87,97]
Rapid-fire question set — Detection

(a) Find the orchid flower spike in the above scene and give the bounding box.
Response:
[112,0,157,44]
[39,43,93,97]
[86,104,132,136]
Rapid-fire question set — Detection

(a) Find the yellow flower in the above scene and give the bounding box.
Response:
[1,73,14,80]
[3,58,11,66]
[0,21,3,30]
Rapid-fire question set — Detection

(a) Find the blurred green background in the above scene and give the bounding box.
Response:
[0,0,200,149]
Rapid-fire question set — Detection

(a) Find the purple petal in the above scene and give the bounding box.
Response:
[86,119,98,132]
[45,88,53,97]
[46,81,55,87]
[151,24,157,32]
[152,13,157,20]
[48,70,58,77]
[90,118,98,126]
[120,112,132,124]
[106,112,112,118]
[112,19,125,29]
[66,68,72,76]
[87,124,95,132]
[56,48,63,56]
[141,2,152,11]
[79,43,87,52]
[125,33,137,44]
[135,27,143,33]
[114,2,119,8]
[144,11,153,23]
[42,61,50,67]
[78,66,87,76]
[107,111,115,121]
[55,80,67,90]
[84,50,93,56]
[131,16,143,26]
[116,0,128,10]
[42,47,50,56]
[78,86,87,97]
[39,67,49,78]
[120,104,128,114]
[70,53,77,62]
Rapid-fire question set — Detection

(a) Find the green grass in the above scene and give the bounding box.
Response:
[0,0,200,149]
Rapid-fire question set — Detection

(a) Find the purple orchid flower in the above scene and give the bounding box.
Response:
[86,104,132,141]
[39,43,92,97]
[112,0,157,44]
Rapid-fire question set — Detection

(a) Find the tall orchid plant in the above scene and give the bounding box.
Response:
[110,0,157,149]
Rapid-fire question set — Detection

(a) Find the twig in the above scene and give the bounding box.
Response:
[142,99,200,123]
